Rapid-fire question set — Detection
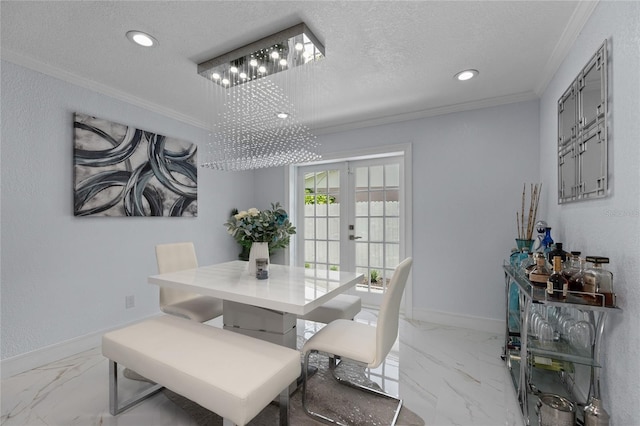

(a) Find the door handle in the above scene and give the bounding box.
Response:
[349,235,362,240]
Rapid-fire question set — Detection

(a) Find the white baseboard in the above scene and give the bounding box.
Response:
[410,307,505,334]
[1,314,161,379]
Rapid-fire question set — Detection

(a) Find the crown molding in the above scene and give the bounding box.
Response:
[1,49,210,130]
[534,0,599,95]
[312,91,539,135]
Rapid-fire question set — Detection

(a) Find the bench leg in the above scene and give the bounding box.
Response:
[279,387,290,426]
[108,360,163,415]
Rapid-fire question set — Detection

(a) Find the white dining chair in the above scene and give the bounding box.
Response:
[301,257,413,425]
[301,293,361,324]
[155,242,223,323]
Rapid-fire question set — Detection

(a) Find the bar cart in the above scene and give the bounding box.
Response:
[503,264,621,425]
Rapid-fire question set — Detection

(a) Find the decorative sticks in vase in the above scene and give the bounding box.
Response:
[517,183,542,241]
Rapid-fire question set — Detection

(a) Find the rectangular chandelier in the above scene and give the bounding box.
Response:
[197,23,325,88]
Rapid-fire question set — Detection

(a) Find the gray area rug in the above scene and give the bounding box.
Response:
[125,353,424,425]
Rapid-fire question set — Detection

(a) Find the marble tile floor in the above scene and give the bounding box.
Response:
[1,310,525,426]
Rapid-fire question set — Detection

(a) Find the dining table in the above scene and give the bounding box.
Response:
[148,260,364,349]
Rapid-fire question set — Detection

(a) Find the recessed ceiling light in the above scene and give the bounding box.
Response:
[454,69,479,81]
[126,30,158,47]
[276,112,289,119]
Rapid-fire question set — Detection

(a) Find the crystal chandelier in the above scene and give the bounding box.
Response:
[198,23,324,171]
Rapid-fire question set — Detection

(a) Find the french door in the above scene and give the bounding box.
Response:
[296,156,404,307]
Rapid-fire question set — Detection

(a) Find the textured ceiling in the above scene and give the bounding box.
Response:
[0,1,595,133]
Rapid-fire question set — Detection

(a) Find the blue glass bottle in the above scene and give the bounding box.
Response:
[541,227,554,257]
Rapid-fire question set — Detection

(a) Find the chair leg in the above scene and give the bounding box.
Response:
[302,351,348,425]
[302,351,403,426]
[327,358,403,425]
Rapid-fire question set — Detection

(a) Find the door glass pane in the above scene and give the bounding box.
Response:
[355,217,368,240]
[385,218,399,242]
[328,218,340,240]
[304,241,315,263]
[369,243,384,268]
[370,191,385,216]
[328,241,340,264]
[316,218,327,240]
[370,218,384,242]
[355,192,368,216]
[355,242,368,266]
[385,244,400,267]
[385,164,400,187]
[305,218,315,239]
[355,167,368,188]
[316,241,327,263]
[370,165,384,188]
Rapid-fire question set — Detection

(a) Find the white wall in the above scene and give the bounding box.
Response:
[539,2,640,423]
[0,61,255,362]
[256,100,541,323]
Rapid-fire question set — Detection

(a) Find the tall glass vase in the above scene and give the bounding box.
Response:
[248,242,269,276]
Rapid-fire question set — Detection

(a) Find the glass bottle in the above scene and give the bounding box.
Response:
[562,251,581,281]
[584,256,615,307]
[541,227,554,257]
[516,248,530,273]
[547,256,568,301]
[509,248,520,268]
[519,251,534,275]
[529,255,551,287]
[547,242,568,263]
[526,252,542,277]
[568,257,586,292]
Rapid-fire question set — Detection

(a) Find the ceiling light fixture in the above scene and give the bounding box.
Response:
[454,69,479,81]
[197,23,324,88]
[199,23,323,171]
[125,30,158,48]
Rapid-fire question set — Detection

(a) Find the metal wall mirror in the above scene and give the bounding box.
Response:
[558,40,608,204]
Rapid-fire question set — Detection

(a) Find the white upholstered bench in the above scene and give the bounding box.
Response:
[102,315,301,426]
[301,294,361,324]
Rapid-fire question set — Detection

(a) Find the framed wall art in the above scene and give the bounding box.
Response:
[73,113,198,217]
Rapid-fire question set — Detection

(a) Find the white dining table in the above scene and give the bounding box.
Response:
[148,260,363,349]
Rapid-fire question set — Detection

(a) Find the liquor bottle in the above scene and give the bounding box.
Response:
[547,256,568,301]
[547,242,568,263]
[568,257,586,292]
[562,251,581,280]
[584,256,615,307]
[529,255,551,287]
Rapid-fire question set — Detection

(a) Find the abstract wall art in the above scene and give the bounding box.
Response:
[73,113,198,217]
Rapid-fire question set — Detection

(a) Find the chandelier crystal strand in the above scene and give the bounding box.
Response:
[203,78,320,171]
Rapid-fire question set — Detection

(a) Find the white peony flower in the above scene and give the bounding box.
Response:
[248,208,260,216]
[234,211,248,220]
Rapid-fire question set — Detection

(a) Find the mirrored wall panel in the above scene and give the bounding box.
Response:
[558,40,608,204]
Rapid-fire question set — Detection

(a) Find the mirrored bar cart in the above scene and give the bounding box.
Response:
[502,264,621,425]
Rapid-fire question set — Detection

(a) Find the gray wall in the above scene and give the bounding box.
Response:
[539,2,640,423]
[1,61,255,359]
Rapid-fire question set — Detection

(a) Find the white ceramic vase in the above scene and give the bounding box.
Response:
[248,242,269,275]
